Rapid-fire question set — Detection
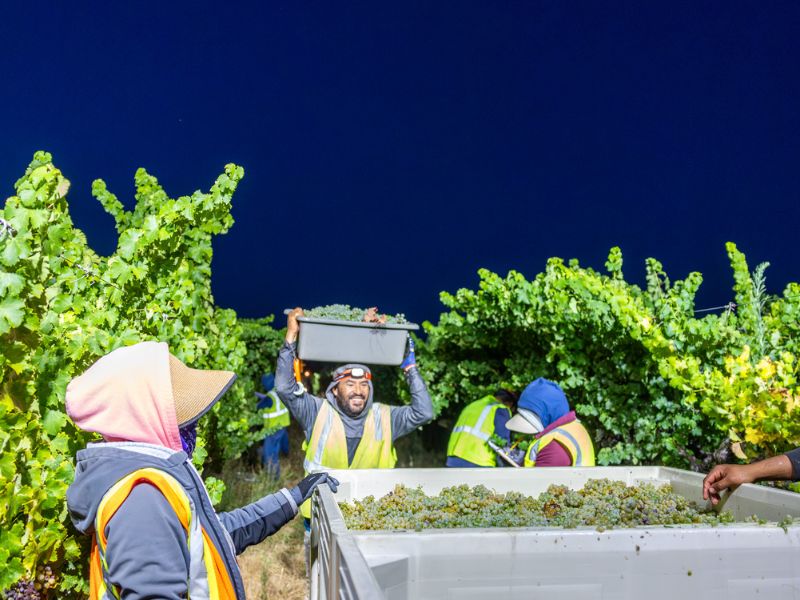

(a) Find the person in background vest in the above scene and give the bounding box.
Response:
[446,389,517,467]
[505,377,595,467]
[276,307,434,524]
[65,341,337,600]
[256,372,291,476]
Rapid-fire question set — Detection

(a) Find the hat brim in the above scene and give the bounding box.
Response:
[506,413,539,434]
[170,355,237,427]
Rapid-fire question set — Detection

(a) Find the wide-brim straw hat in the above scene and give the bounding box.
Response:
[66,341,238,449]
[170,354,237,427]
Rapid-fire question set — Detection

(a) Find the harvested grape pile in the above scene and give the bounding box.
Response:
[339,479,739,531]
[305,304,407,324]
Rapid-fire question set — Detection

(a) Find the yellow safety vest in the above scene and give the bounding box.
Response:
[447,396,510,467]
[523,420,595,467]
[301,401,396,518]
[262,390,290,431]
[90,468,239,600]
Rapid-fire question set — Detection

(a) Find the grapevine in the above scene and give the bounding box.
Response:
[339,479,752,531]
[423,246,800,467]
[0,152,280,594]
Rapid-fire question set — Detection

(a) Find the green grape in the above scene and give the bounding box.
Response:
[305,304,408,324]
[338,479,776,532]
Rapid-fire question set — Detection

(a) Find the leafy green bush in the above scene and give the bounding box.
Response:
[421,246,800,468]
[0,153,278,595]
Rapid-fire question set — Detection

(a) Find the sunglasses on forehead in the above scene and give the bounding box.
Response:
[333,367,372,382]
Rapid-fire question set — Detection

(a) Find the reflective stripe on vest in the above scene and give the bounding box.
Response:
[262,390,290,430]
[89,468,238,600]
[447,396,509,467]
[524,420,596,467]
[452,402,496,441]
[301,402,396,518]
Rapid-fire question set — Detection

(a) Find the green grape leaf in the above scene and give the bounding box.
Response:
[0,297,25,333]
[42,410,68,437]
[0,273,25,298]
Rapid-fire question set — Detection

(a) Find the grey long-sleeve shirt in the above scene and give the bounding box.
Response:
[275,341,434,463]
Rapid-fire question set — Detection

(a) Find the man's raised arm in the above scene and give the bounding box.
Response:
[390,337,434,440]
[274,307,321,437]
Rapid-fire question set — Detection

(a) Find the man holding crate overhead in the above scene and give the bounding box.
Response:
[276,307,434,521]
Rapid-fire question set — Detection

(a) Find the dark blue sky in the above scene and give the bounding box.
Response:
[3,2,799,325]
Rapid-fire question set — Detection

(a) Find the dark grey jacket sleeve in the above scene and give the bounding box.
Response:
[217,488,298,554]
[275,341,322,438]
[785,448,800,480]
[390,367,434,441]
[104,484,190,599]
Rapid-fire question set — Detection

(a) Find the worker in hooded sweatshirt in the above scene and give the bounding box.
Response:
[275,308,434,523]
[505,377,595,467]
[65,341,337,600]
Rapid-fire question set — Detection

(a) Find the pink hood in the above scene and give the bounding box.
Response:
[65,341,182,451]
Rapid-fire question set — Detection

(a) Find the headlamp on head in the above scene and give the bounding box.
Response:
[333,367,372,382]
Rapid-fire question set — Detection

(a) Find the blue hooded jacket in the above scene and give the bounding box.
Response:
[517,378,570,429]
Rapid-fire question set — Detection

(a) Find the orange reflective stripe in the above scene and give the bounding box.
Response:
[202,528,237,600]
[91,467,239,600]
[89,539,104,600]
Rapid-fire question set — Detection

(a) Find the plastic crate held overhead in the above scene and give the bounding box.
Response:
[290,311,419,366]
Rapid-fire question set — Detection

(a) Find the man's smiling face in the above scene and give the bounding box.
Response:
[333,377,370,417]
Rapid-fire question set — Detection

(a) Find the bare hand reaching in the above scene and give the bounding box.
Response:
[702,464,752,505]
[702,454,793,505]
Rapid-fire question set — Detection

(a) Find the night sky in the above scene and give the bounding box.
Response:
[3,2,799,327]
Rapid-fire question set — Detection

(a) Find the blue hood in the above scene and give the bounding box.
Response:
[517,378,569,429]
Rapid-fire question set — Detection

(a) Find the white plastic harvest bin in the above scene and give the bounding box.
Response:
[309,467,800,600]
[296,316,419,366]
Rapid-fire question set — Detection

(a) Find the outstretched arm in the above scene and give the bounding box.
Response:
[218,473,339,553]
[217,489,298,553]
[702,453,794,505]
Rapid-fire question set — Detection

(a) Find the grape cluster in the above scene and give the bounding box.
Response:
[305,304,407,324]
[341,484,548,530]
[2,581,40,600]
[3,566,58,600]
[340,479,745,531]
